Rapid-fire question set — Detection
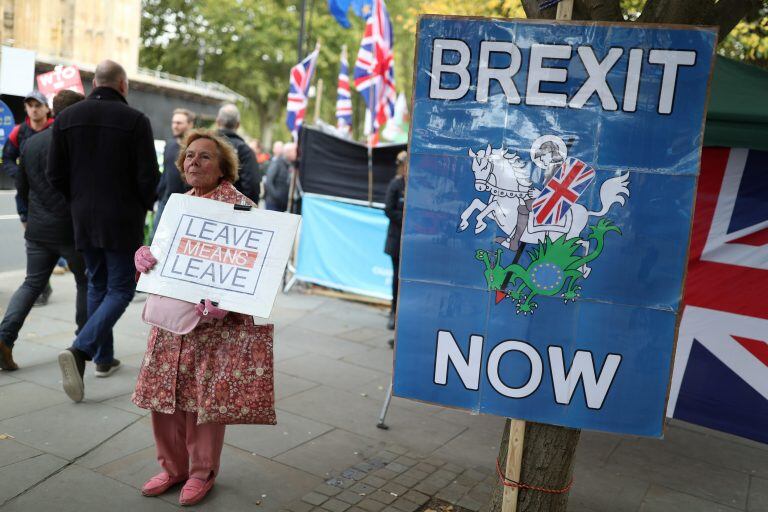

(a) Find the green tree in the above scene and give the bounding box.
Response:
[141,0,366,144]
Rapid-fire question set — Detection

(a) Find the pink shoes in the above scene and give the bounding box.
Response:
[179,476,216,506]
[141,472,187,497]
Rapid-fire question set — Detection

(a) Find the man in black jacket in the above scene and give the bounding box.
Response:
[48,60,160,402]
[0,91,88,371]
[215,103,258,202]
[153,108,193,235]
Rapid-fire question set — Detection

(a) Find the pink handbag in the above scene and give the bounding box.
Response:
[141,294,200,334]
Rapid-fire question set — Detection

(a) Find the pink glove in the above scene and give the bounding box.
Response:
[195,299,228,321]
[134,246,158,273]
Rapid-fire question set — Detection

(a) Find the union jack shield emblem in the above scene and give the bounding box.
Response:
[531,157,595,225]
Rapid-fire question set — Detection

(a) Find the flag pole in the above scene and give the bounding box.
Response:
[367,100,374,207]
[314,79,324,123]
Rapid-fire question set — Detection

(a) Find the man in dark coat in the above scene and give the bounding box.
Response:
[215,103,258,202]
[153,108,193,235]
[0,91,88,371]
[48,60,160,402]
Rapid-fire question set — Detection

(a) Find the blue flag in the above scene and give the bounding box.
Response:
[328,0,372,29]
[327,0,353,29]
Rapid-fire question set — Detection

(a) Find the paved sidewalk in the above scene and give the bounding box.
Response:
[0,272,766,511]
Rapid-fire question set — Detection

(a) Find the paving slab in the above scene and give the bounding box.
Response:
[624,422,768,479]
[77,417,154,469]
[573,429,622,468]
[226,409,334,458]
[337,327,391,344]
[356,377,445,416]
[275,371,320,401]
[0,453,68,504]
[0,371,20,387]
[0,401,142,460]
[274,290,327,311]
[291,312,365,338]
[2,341,63,369]
[605,439,750,509]
[341,347,395,374]
[0,381,69,421]
[15,316,78,340]
[91,445,158,488]
[270,306,311,328]
[1,464,177,512]
[430,421,504,471]
[0,439,44,468]
[100,392,151,416]
[279,386,465,455]
[279,354,386,391]
[568,460,650,512]
[276,342,309,363]
[275,428,385,478]
[639,484,743,512]
[749,475,768,512]
[7,360,142,402]
[280,325,372,360]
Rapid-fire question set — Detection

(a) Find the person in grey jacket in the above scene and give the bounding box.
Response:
[264,142,295,211]
[215,104,259,202]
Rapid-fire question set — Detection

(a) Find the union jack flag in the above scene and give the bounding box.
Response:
[667,147,768,444]
[353,0,395,142]
[286,44,320,140]
[531,157,595,225]
[336,46,353,130]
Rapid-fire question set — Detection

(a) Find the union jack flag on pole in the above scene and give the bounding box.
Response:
[336,45,353,131]
[286,44,320,140]
[353,0,396,144]
[531,157,595,225]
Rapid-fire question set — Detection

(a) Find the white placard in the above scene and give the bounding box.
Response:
[137,194,301,318]
[0,47,36,96]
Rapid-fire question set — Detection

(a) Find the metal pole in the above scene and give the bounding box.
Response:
[376,380,393,429]
[297,0,308,61]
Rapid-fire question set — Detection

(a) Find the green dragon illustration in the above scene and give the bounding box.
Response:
[476,219,621,314]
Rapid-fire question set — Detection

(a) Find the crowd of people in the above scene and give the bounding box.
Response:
[0,57,405,506]
[0,59,298,506]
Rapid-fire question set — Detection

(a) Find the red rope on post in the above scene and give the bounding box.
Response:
[496,458,574,495]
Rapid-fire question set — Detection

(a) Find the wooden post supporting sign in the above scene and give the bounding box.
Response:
[501,419,526,512]
[499,4,574,511]
[556,0,574,20]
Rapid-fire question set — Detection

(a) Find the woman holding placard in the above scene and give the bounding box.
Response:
[132,129,275,506]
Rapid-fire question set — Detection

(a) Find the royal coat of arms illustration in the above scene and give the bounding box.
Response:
[457,135,631,314]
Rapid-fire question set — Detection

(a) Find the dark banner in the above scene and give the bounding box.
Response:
[298,126,406,203]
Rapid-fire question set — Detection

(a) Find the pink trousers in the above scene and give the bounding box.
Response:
[151,410,226,480]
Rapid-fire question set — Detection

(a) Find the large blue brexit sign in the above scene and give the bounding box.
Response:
[393,17,717,437]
